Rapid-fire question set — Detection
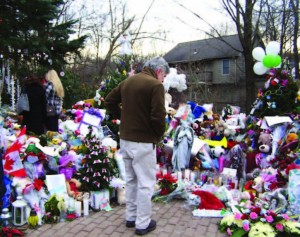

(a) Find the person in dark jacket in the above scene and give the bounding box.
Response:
[105,56,169,235]
[21,75,46,135]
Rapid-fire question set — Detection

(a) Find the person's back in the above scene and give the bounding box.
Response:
[117,68,166,144]
[21,75,46,135]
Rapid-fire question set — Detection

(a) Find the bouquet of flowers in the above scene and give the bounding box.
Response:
[152,178,202,204]
[156,173,177,195]
[219,205,300,237]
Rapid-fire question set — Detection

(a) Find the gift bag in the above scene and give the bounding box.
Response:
[16,92,30,114]
[46,104,56,116]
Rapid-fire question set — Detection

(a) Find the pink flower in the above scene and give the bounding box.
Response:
[227,228,232,236]
[281,214,289,220]
[234,213,242,220]
[265,215,274,223]
[242,222,250,231]
[250,212,258,220]
[275,223,284,231]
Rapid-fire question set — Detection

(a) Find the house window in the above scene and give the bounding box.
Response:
[222,59,230,75]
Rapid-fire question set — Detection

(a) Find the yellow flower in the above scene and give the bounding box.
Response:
[249,222,276,237]
[281,220,300,234]
[220,214,243,227]
[122,70,127,75]
[220,214,235,226]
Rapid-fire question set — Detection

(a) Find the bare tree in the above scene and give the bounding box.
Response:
[290,0,299,80]
[69,0,166,81]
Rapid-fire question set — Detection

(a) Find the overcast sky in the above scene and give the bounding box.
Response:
[72,0,233,55]
[127,0,232,53]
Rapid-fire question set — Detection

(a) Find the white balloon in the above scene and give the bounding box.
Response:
[253,62,268,75]
[266,41,280,55]
[252,47,265,61]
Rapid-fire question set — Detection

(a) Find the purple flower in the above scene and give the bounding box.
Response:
[275,223,284,231]
[281,79,288,86]
[281,214,289,220]
[242,222,250,231]
[265,215,274,223]
[269,68,276,75]
[250,212,258,220]
[227,228,232,236]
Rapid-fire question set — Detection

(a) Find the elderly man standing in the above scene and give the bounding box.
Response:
[105,56,169,235]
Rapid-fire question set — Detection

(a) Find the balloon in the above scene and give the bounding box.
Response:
[262,55,276,68]
[266,41,280,55]
[253,62,268,75]
[252,47,265,61]
[273,55,282,67]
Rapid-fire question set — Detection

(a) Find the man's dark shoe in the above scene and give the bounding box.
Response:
[126,220,135,228]
[135,220,156,235]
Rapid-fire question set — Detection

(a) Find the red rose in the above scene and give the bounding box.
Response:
[241,214,249,220]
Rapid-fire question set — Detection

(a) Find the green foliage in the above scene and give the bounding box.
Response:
[96,55,132,102]
[0,0,87,77]
[76,127,119,192]
[60,69,96,109]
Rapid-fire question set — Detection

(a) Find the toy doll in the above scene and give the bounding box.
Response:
[58,154,82,198]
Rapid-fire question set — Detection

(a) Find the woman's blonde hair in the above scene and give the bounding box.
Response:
[45,69,64,98]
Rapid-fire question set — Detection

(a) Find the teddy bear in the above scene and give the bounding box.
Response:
[255,132,272,169]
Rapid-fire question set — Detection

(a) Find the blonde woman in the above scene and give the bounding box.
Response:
[44,69,64,131]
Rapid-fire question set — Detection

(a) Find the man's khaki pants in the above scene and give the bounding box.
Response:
[120,139,156,229]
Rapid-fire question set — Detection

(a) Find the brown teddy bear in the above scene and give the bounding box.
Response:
[258,132,272,152]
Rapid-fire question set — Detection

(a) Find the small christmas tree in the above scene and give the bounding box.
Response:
[252,68,299,118]
[76,126,119,192]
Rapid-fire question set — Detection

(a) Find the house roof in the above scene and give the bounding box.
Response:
[163,34,243,64]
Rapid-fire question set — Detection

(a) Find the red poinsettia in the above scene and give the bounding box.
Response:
[156,173,177,195]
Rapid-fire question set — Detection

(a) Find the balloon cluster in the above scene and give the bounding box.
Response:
[252,41,282,75]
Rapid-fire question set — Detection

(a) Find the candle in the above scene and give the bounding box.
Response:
[68,197,75,212]
[190,172,196,183]
[177,171,182,180]
[94,193,100,210]
[83,199,89,216]
[184,169,190,181]
[156,164,161,176]
[171,172,177,179]
[162,168,167,175]
[75,201,82,217]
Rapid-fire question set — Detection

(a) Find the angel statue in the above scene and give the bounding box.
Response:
[119,32,132,55]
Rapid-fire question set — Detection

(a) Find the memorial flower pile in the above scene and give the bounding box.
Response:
[219,205,300,237]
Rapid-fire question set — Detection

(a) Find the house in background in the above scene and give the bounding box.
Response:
[163,34,248,113]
